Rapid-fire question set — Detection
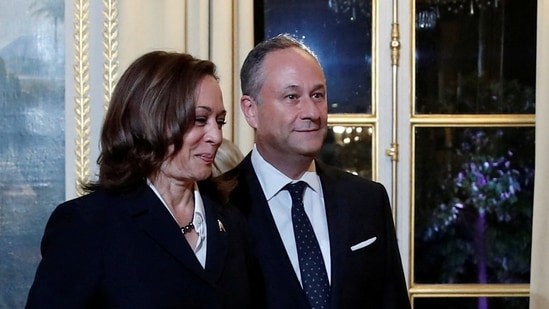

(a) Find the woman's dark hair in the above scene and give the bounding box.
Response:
[83,51,218,193]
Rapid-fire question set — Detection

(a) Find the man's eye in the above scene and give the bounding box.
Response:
[286,94,297,100]
[312,92,325,99]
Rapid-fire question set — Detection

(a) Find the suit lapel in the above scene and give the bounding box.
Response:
[235,156,309,307]
[125,184,210,282]
[202,193,228,283]
[316,161,353,306]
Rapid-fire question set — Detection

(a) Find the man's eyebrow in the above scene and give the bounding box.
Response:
[282,83,325,90]
[312,84,326,91]
[283,85,300,91]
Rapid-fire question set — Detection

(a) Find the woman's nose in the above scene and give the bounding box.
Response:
[206,125,223,145]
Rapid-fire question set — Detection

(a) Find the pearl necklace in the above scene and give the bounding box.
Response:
[180,221,195,234]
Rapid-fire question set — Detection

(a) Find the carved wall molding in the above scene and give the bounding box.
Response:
[72,0,118,196]
[73,0,91,196]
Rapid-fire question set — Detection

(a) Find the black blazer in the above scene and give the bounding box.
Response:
[227,155,411,309]
[26,180,259,309]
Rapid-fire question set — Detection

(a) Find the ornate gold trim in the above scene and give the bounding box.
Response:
[73,0,90,196]
[102,0,119,110]
[409,284,530,298]
[387,0,400,219]
[390,22,401,67]
[412,114,535,126]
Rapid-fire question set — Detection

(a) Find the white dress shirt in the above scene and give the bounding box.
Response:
[147,179,208,268]
[251,145,332,284]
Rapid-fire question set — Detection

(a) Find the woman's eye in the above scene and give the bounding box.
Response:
[195,117,207,125]
[195,115,226,128]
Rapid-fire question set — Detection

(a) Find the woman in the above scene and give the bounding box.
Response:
[26,51,260,308]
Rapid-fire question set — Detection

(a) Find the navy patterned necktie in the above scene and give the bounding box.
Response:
[284,181,330,309]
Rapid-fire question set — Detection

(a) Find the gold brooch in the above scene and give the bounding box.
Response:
[217,219,226,232]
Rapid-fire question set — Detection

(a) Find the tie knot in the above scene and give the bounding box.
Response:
[284,181,307,203]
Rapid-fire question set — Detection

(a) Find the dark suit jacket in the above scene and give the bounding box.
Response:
[25,180,259,309]
[227,155,411,309]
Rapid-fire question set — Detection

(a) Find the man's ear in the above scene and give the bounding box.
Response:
[240,95,258,129]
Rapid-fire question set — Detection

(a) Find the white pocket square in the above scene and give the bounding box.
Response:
[350,237,377,251]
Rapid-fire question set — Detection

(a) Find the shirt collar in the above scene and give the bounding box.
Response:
[251,144,321,200]
[192,183,206,231]
[146,179,206,226]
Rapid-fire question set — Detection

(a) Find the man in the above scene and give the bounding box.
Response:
[226,34,411,308]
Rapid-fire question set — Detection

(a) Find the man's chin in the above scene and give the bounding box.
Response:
[296,145,323,158]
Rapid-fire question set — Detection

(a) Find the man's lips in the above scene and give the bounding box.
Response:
[294,127,322,133]
[295,128,319,132]
[294,121,323,132]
